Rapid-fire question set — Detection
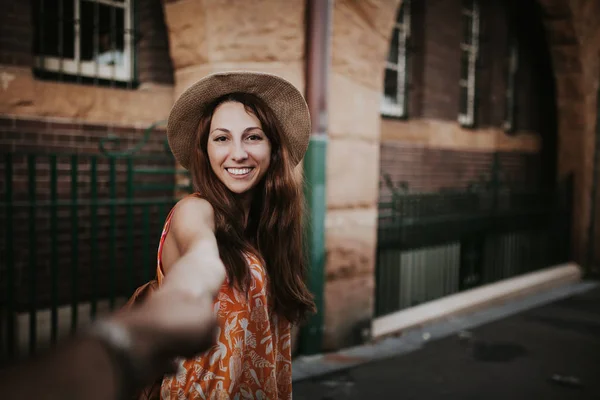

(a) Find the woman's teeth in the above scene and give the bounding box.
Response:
[227,168,252,175]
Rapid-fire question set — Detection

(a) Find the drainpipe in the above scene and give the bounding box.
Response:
[299,0,333,355]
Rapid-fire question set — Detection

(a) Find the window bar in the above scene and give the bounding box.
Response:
[397,0,411,117]
[110,4,117,83]
[125,0,134,87]
[504,39,519,132]
[58,0,64,80]
[94,0,100,84]
[28,155,37,355]
[458,0,480,127]
[468,2,479,125]
[74,0,82,80]
[38,0,46,73]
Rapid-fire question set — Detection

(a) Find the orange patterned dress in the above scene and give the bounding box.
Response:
[155,204,293,400]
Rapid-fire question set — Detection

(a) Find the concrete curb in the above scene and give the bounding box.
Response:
[372,263,581,338]
[292,264,593,382]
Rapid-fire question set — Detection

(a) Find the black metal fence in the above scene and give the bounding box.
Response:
[375,161,572,317]
[0,125,191,363]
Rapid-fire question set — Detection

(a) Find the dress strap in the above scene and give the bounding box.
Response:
[156,193,202,285]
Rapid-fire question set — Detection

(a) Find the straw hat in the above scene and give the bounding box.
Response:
[167,71,311,170]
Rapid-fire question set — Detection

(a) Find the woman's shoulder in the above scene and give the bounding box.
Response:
[174,194,213,218]
[168,194,217,237]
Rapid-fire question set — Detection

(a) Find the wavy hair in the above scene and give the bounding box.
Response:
[189,92,316,324]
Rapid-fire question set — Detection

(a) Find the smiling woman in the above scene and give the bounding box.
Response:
[206,100,272,197]
[130,71,316,400]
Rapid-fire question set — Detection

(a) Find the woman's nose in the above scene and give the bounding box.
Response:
[230,142,248,161]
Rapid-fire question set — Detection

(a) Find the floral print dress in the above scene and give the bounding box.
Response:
[156,204,293,400]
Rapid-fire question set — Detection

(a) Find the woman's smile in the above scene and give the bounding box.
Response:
[225,167,255,178]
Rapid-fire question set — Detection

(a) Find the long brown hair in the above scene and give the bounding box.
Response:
[189,92,316,324]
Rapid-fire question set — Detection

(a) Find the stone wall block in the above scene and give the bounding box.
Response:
[174,61,304,99]
[325,207,377,280]
[204,0,305,63]
[329,73,381,141]
[163,0,209,69]
[323,274,374,350]
[332,0,389,90]
[326,138,379,209]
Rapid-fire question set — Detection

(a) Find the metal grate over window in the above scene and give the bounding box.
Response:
[33,0,134,84]
[458,0,479,127]
[382,0,411,118]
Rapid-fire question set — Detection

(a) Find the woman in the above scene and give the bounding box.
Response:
[157,71,316,399]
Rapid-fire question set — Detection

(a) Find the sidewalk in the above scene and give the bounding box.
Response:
[293,281,600,400]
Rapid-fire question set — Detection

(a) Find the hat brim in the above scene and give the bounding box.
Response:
[167,71,311,170]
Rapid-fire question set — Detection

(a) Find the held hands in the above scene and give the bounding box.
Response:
[102,247,227,386]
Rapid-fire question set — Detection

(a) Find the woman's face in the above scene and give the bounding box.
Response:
[207,101,272,194]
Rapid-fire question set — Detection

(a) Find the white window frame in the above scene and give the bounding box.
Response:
[381,0,411,118]
[34,0,134,82]
[503,38,519,132]
[458,0,480,127]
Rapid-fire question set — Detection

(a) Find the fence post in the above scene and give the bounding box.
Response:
[28,155,37,354]
[4,154,15,361]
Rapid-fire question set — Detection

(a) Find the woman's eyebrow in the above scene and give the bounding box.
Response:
[210,127,263,134]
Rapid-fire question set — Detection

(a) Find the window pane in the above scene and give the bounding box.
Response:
[384,68,399,105]
[387,28,400,64]
[80,1,125,65]
[33,0,75,58]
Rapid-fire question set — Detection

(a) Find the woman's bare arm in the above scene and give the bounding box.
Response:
[160,196,226,299]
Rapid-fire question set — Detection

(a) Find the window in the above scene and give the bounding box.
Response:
[458,0,480,127]
[33,0,134,83]
[503,37,519,132]
[382,0,411,118]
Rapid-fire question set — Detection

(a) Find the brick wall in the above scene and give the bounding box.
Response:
[0,117,178,310]
[379,142,542,198]
[404,0,555,132]
[0,0,33,67]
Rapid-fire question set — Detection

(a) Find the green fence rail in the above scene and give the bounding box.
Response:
[0,123,191,363]
[375,167,573,317]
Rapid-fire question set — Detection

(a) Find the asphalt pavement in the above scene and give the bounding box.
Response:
[294,284,600,400]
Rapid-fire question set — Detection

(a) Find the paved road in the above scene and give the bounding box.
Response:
[294,285,600,400]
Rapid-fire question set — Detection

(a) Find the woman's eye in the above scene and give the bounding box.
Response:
[247,134,262,141]
[214,136,228,142]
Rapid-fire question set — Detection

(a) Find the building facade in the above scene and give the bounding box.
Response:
[1,0,600,354]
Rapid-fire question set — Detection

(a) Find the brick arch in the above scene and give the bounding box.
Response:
[537,0,596,263]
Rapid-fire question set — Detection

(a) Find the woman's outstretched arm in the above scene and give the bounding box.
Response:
[160,195,227,298]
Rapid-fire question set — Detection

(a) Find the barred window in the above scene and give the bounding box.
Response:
[458,0,480,127]
[503,37,519,132]
[33,0,134,83]
[382,0,411,118]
